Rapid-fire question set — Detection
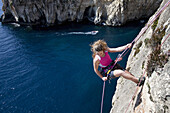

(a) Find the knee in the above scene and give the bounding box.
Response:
[113,70,125,76]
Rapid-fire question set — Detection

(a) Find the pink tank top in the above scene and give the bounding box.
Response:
[96,51,112,68]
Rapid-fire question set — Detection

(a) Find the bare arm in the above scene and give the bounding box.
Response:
[107,43,132,53]
[93,58,107,81]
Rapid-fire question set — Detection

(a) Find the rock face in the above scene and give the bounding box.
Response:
[1,0,162,26]
[110,0,170,113]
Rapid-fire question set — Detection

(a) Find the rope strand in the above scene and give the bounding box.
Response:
[100,81,105,113]
[161,34,170,47]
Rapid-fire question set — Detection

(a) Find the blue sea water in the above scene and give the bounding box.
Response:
[0,2,145,113]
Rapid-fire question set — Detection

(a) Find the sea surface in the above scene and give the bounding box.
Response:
[0,2,145,113]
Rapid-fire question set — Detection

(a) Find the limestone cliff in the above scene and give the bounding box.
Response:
[110,0,170,113]
[1,0,162,26]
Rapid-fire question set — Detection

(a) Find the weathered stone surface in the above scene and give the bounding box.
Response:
[1,0,162,26]
[110,0,170,112]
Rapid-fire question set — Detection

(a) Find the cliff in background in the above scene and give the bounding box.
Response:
[1,0,162,26]
[110,0,170,113]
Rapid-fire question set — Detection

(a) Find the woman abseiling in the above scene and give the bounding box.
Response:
[90,40,145,86]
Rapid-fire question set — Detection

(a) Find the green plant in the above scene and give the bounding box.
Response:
[146,83,154,102]
[144,38,150,46]
[134,41,143,57]
[146,83,151,94]
[152,18,159,31]
[142,61,145,69]
[163,105,169,111]
[134,48,140,57]
[137,41,143,48]
[126,67,131,71]
[150,25,166,47]
[146,47,168,77]
[146,24,168,77]
[150,95,154,102]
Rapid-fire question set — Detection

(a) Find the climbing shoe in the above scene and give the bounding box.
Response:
[137,76,145,86]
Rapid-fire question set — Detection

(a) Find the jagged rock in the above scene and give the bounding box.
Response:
[1,0,162,26]
[110,0,170,113]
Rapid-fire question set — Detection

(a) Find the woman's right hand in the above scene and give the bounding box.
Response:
[115,57,122,62]
[102,77,108,81]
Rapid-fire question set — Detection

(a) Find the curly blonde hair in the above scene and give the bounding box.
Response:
[90,40,108,58]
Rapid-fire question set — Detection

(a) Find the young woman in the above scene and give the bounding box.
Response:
[90,40,145,86]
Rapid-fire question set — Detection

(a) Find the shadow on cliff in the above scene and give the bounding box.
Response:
[134,85,144,110]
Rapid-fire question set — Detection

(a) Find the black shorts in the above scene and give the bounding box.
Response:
[100,61,124,77]
[110,63,124,71]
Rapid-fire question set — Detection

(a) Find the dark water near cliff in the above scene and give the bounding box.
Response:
[0,2,145,113]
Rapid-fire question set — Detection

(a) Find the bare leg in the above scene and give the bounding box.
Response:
[113,69,138,83]
[124,70,134,76]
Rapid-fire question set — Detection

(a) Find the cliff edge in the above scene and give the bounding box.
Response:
[1,0,162,26]
[110,0,170,113]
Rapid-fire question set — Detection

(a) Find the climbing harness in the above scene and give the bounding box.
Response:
[100,1,170,113]
[100,59,124,83]
[106,54,123,80]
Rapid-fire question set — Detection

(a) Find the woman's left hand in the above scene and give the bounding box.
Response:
[127,43,132,48]
[102,77,108,81]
